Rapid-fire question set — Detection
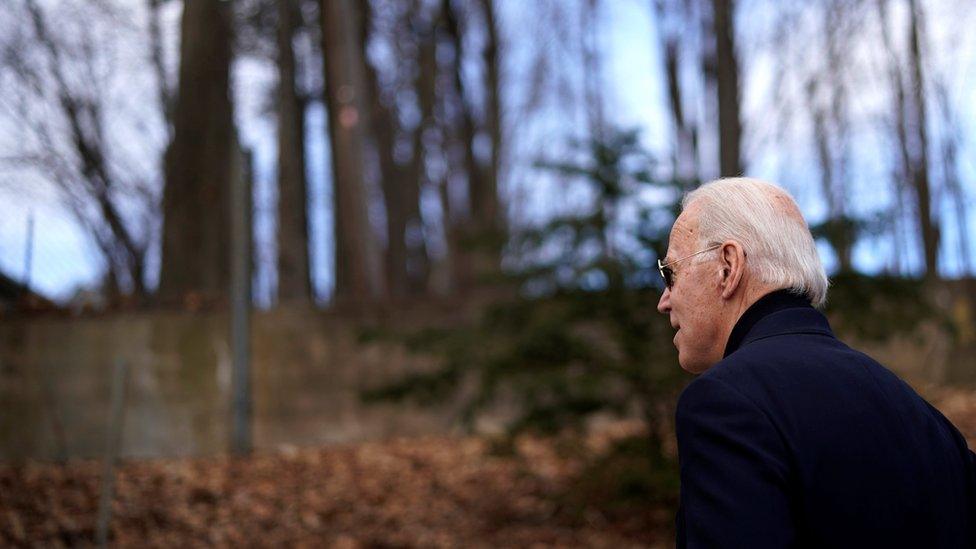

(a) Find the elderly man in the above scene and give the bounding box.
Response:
[657,178,975,548]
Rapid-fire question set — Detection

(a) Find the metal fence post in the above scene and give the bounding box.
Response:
[23,211,34,290]
[230,147,253,455]
[96,358,129,548]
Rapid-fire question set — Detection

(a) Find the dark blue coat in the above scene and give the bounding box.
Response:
[675,290,976,548]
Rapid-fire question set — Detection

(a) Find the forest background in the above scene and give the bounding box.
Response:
[1,0,975,546]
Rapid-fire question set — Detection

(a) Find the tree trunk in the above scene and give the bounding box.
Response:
[276,0,313,303]
[877,0,912,276]
[651,0,700,188]
[807,4,853,274]
[935,83,971,275]
[479,0,502,234]
[158,0,236,303]
[711,0,742,177]
[320,0,384,301]
[580,0,605,139]
[403,4,437,294]
[662,38,699,187]
[443,0,500,291]
[906,0,939,278]
[359,0,410,299]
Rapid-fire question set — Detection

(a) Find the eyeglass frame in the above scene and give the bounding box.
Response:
[657,243,723,290]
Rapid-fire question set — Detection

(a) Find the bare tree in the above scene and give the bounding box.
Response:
[905,0,939,278]
[158,0,238,302]
[804,0,857,273]
[874,0,911,274]
[276,0,313,303]
[0,0,157,299]
[580,0,605,139]
[652,0,701,187]
[479,0,503,225]
[358,0,416,298]
[147,0,174,139]
[877,0,939,278]
[934,81,971,275]
[440,0,504,292]
[319,0,384,301]
[404,3,438,295]
[709,0,743,177]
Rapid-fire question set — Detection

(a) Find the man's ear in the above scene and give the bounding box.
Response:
[719,241,746,299]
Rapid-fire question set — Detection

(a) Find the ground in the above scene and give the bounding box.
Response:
[2,386,975,548]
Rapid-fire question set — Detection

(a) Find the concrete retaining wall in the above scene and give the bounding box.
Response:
[1,289,974,461]
[0,307,459,461]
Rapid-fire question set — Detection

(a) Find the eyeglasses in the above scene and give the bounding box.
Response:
[657,244,722,290]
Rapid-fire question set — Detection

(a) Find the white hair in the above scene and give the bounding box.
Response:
[682,177,829,308]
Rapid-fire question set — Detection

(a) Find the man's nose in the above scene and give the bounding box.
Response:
[657,287,671,314]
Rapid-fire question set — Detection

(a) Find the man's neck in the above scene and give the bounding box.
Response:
[719,284,777,351]
[723,288,815,357]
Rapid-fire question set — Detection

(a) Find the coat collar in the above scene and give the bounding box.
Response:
[723,289,833,357]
